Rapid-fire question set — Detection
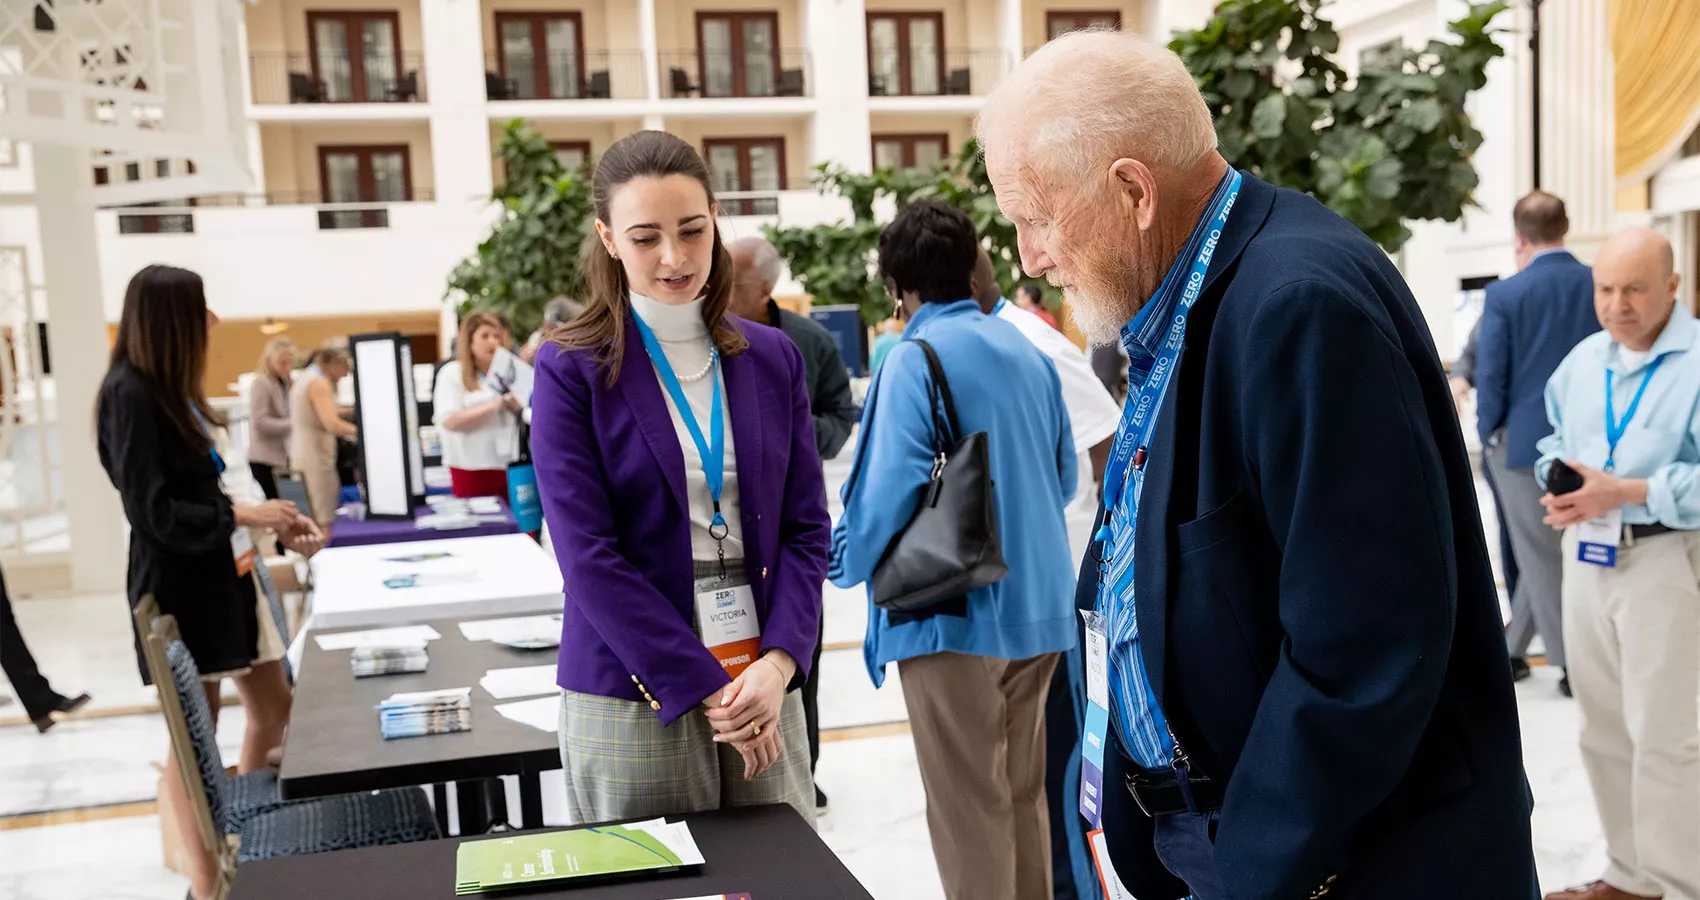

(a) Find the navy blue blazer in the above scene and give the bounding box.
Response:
[1474,250,1600,467]
[1079,173,1538,900]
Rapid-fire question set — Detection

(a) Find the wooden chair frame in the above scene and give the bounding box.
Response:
[134,597,240,900]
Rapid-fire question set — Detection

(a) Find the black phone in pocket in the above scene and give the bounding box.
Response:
[1547,460,1585,496]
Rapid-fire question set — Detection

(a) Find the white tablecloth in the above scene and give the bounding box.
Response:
[288,533,564,668]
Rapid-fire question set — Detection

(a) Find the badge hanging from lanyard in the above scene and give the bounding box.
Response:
[1079,610,1112,829]
[631,314,761,678]
[1579,356,1665,568]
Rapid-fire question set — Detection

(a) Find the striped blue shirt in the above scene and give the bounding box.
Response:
[1101,171,1237,768]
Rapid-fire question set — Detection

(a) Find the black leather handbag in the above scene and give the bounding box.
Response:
[871,339,1007,613]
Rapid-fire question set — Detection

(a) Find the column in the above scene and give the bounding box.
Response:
[640,0,660,102]
[1539,0,1615,256]
[420,0,493,204]
[35,152,126,593]
[802,0,871,172]
[999,0,1022,64]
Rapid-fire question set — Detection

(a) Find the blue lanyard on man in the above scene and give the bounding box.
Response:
[1087,169,1241,777]
[631,314,731,573]
[1604,356,1664,472]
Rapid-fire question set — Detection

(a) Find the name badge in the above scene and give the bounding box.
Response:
[1086,829,1137,900]
[1577,509,1623,568]
[1080,610,1112,830]
[230,527,256,577]
[695,583,761,678]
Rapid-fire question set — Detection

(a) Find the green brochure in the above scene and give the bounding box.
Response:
[455,819,705,895]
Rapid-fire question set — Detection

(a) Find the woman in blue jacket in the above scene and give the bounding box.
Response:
[829,201,1078,900]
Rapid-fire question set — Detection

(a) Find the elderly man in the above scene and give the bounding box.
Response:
[727,235,856,812]
[977,31,1538,900]
[1536,228,1699,900]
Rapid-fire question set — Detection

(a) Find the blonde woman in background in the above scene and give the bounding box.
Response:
[291,341,358,527]
[433,311,522,499]
[247,336,296,500]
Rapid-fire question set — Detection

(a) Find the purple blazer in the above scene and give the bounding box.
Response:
[531,315,829,726]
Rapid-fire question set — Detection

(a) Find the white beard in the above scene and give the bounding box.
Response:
[1064,286,1137,347]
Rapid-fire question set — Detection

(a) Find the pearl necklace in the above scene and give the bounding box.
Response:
[677,346,718,383]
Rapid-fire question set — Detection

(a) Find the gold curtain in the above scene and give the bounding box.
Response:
[1610,0,1700,183]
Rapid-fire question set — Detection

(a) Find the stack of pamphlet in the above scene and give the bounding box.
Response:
[351,643,429,678]
[378,687,472,740]
[454,818,704,894]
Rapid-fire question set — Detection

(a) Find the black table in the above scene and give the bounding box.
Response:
[281,615,562,831]
[227,804,874,900]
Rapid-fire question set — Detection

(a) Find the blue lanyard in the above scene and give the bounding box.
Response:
[630,314,730,546]
[192,407,225,476]
[992,297,1008,315]
[1604,355,1665,472]
[1096,170,1242,550]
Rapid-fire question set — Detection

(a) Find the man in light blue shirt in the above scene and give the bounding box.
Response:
[1535,227,1699,900]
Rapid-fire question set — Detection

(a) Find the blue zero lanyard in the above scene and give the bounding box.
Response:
[1604,355,1665,472]
[630,314,731,567]
[1095,169,1242,554]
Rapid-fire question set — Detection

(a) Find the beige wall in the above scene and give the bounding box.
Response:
[655,0,803,53]
[1022,3,1139,50]
[204,312,440,398]
[864,0,974,50]
[260,123,435,198]
[246,0,425,58]
[666,118,810,186]
[487,119,647,184]
[868,113,974,157]
[480,0,611,56]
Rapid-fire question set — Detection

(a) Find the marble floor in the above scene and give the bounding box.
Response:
[0,467,1624,900]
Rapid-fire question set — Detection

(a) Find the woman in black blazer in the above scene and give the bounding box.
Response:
[97,265,323,900]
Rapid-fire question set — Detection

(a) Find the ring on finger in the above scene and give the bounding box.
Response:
[751,720,762,737]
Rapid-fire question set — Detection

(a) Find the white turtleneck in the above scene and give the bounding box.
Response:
[630,292,744,562]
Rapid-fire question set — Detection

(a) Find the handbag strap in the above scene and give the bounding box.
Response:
[909,339,963,450]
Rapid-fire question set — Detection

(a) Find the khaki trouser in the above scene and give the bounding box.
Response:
[1562,529,1700,900]
[898,651,1059,900]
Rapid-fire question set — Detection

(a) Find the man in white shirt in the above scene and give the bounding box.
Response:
[972,246,1121,900]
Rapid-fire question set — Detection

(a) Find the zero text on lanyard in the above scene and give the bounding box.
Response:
[1094,169,1243,584]
[631,313,731,573]
[1604,355,1665,473]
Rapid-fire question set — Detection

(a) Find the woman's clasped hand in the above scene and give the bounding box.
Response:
[705,650,797,780]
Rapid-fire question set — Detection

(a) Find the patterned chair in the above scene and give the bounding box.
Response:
[137,599,438,897]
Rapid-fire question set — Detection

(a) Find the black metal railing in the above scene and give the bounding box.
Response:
[867,48,1010,97]
[250,51,428,105]
[659,48,810,99]
[483,50,646,100]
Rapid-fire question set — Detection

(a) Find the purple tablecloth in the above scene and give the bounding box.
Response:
[325,501,519,548]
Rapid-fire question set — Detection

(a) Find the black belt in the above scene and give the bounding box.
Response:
[1125,762,1224,818]
[1630,522,1675,540]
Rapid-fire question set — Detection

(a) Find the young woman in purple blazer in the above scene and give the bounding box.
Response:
[530,130,828,826]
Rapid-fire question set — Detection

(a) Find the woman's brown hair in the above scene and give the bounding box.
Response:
[105,264,223,453]
[456,311,504,392]
[550,130,746,381]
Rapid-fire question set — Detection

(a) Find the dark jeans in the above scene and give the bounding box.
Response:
[249,462,280,500]
[801,615,824,774]
[0,571,64,721]
[1153,811,1226,900]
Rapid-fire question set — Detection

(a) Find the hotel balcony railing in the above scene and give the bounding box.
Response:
[867,48,1011,97]
[110,189,436,232]
[483,50,647,101]
[658,48,810,99]
[250,51,428,105]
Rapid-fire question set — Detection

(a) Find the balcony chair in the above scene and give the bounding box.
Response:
[287,72,325,104]
[947,68,971,95]
[136,599,438,899]
[670,67,699,97]
[587,70,611,99]
[387,70,419,102]
[776,68,804,97]
[485,71,516,100]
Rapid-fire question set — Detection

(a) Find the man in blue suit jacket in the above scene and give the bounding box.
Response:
[979,32,1538,899]
[1475,192,1600,692]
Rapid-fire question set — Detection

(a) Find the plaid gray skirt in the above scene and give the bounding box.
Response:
[556,558,814,827]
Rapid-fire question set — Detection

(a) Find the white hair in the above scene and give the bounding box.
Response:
[728,235,783,285]
[977,31,1218,178]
